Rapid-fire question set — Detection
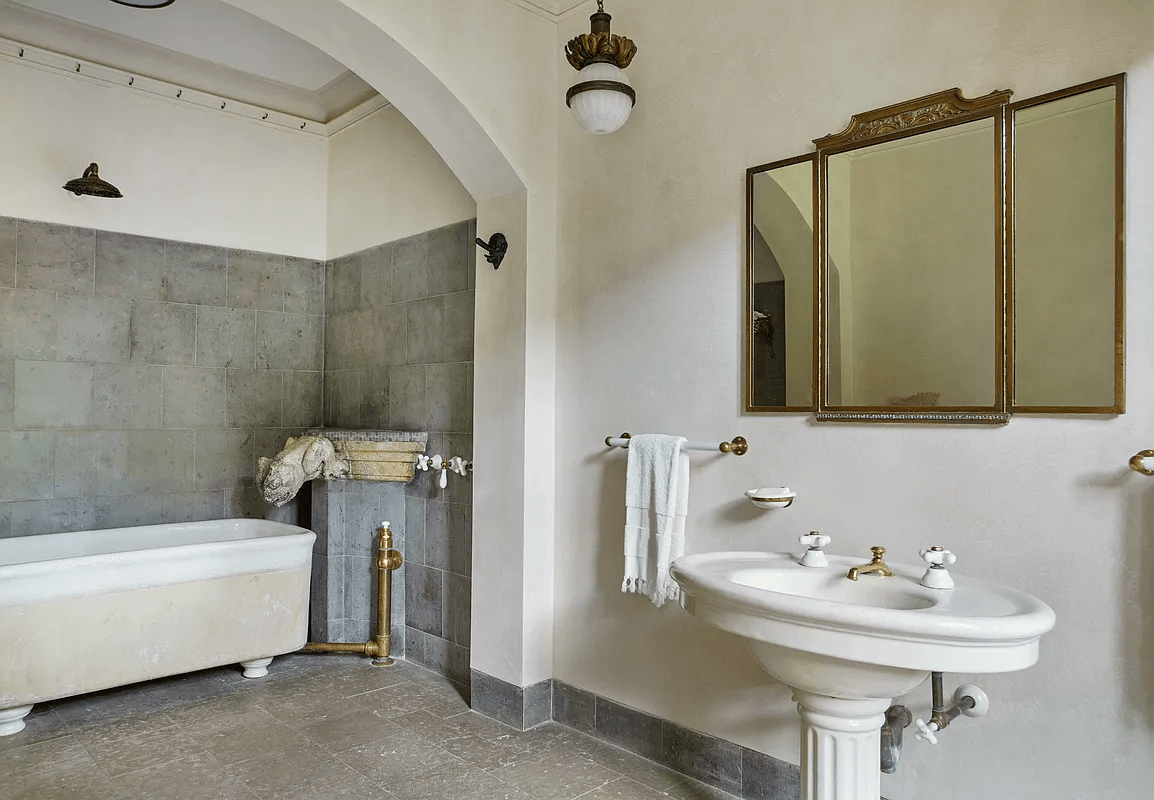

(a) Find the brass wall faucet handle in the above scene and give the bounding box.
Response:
[846,546,894,580]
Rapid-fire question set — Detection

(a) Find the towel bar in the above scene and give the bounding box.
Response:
[604,432,748,456]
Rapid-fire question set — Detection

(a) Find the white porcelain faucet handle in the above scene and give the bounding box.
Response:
[799,533,830,548]
[798,531,830,568]
[920,546,956,567]
[448,456,469,476]
[914,718,939,745]
[417,454,433,471]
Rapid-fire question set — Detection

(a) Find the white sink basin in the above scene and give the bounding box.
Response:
[671,551,1055,698]
[672,550,1055,799]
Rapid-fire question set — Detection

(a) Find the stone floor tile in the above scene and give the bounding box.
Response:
[3,735,132,800]
[0,707,71,753]
[187,707,312,765]
[228,741,395,800]
[438,732,525,770]
[46,686,160,726]
[385,758,533,800]
[2,735,92,786]
[334,727,462,791]
[78,723,207,777]
[493,721,590,758]
[115,750,257,800]
[296,706,402,753]
[392,708,469,743]
[0,658,746,800]
[660,778,741,800]
[423,690,473,718]
[354,680,443,717]
[444,710,524,743]
[70,708,177,747]
[161,687,269,727]
[578,777,668,799]
[132,667,239,710]
[312,662,411,698]
[578,740,685,792]
[491,748,621,800]
[253,681,368,728]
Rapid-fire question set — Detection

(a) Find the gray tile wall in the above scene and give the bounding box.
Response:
[324,219,475,686]
[309,477,407,653]
[0,217,325,537]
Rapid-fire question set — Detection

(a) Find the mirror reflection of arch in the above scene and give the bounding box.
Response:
[744,74,1124,422]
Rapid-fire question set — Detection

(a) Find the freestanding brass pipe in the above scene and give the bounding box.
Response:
[300,521,403,666]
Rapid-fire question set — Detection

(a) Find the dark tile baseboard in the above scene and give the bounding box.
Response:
[470,669,552,731]
[470,671,806,799]
[552,680,800,799]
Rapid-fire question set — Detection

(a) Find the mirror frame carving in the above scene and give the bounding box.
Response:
[743,75,1125,422]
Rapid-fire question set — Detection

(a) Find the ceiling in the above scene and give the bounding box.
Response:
[0,0,379,123]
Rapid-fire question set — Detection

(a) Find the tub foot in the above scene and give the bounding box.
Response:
[240,657,274,679]
[0,704,33,736]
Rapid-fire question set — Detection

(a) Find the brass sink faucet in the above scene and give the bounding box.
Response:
[847,546,893,580]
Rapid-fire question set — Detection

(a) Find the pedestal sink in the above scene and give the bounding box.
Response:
[670,551,1055,800]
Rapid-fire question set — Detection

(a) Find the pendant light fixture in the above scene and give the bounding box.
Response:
[564,1,637,134]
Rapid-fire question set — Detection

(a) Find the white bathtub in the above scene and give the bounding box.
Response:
[0,519,315,735]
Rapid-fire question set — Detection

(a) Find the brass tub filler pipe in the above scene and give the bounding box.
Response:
[299,521,404,666]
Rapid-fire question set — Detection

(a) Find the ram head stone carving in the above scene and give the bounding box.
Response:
[256,435,351,507]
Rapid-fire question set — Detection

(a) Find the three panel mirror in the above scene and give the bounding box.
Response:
[746,75,1124,421]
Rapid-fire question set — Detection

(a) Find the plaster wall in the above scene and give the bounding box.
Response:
[327,106,476,259]
[0,58,327,259]
[553,2,1154,799]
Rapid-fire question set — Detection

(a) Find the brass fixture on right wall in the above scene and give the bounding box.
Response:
[745,74,1125,422]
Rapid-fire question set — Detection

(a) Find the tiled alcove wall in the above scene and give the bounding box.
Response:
[324,219,475,686]
[0,216,323,535]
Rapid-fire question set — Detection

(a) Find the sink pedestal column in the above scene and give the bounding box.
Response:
[795,691,890,800]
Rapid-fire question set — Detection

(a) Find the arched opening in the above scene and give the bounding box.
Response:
[221,0,542,702]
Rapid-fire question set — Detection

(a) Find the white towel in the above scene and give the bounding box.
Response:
[622,434,690,607]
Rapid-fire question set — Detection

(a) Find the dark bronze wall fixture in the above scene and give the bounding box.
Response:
[475,232,508,269]
[63,163,123,198]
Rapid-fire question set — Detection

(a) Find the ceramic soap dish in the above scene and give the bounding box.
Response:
[745,487,796,509]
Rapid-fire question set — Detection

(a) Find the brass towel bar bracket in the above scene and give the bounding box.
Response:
[605,432,748,456]
[1130,450,1154,476]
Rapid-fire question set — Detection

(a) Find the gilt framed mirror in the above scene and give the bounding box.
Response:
[1008,75,1124,413]
[745,154,818,411]
[743,75,1125,422]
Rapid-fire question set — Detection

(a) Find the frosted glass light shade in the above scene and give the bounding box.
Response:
[568,63,634,135]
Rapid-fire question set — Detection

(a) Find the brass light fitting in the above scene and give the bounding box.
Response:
[62,163,123,198]
[564,1,638,134]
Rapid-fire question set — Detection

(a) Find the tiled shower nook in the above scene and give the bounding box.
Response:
[0,214,477,689]
[323,219,476,686]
